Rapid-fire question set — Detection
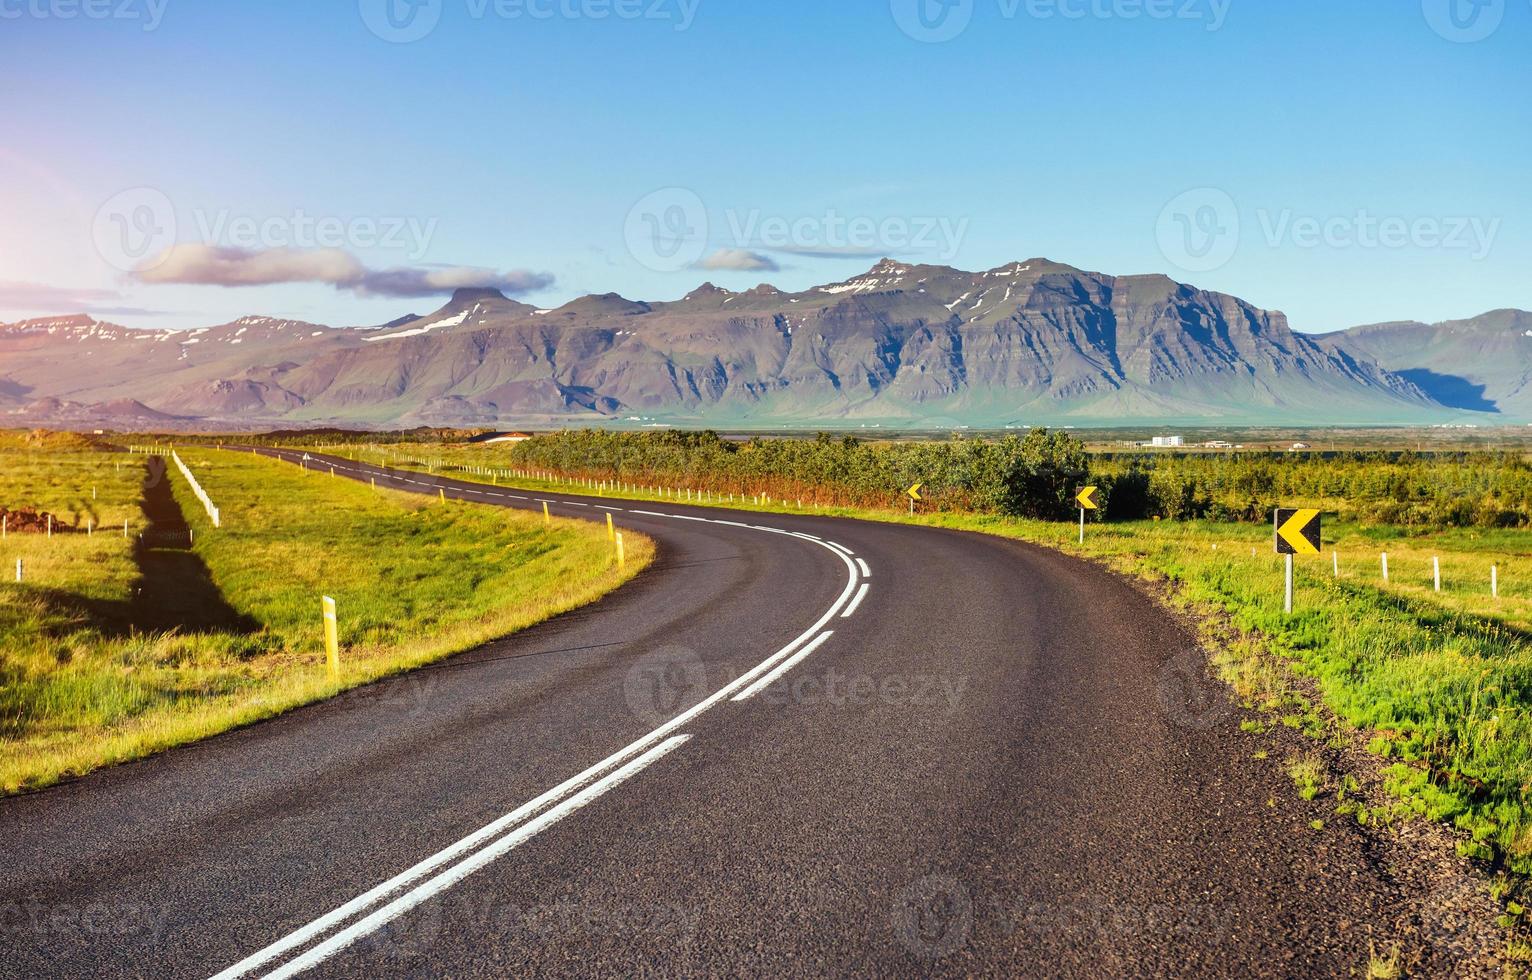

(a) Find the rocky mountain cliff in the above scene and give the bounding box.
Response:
[1319,310,1532,419]
[1,258,1506,429]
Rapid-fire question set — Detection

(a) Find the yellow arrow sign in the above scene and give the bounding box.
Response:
[1076,486,1100,511]
[1276,508,1322,556]
[906,483,923,502]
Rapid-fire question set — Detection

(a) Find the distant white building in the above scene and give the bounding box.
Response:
[1151,436,1185,448]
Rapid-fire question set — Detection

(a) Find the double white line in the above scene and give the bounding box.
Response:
[210,467,870,978]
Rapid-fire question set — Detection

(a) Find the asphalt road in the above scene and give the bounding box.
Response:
[0,449,1422,977]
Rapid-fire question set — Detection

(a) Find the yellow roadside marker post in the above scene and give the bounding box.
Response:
[543,501,551,525]
[616,532,626,570]
[1274,508,1322,615]
[322,596,340,678]
[606,512,615,541]
[439,488,446,505]
[906,482,923,516]
[1075,486,1100,544]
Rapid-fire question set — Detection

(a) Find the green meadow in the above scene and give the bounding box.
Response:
[0,436,651,793]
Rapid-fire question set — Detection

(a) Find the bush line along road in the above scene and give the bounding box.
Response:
[0,445,1510,976]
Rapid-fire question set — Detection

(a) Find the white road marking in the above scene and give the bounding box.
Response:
[856,558,870,578]
[731,631,836,701]
[825,541,855,558]
[250,736,691,980]
[841,582,870,618]
[216,450,862,978]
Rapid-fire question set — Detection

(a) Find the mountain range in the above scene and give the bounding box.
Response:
[2,258,1525,430]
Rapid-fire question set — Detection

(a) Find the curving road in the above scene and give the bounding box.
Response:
[0,449,1420,977]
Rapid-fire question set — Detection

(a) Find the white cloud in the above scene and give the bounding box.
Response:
[695,248,781,272]
[0,281,168,317]
[132,245,554,298]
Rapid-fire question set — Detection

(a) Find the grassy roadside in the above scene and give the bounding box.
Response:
[0,444,653,794]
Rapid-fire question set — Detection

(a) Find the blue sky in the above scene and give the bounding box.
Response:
[0,0,1526,332]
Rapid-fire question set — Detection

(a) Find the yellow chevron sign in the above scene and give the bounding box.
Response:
[906,483,923,502]
[1275,508,1322,556]
[1076,486,1100,511]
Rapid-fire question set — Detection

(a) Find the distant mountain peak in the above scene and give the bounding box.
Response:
[3,256,1517,428]
[550,293,652,317]
[449,287,510,305]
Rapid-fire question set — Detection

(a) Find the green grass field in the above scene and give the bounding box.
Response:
[0,437,652,793]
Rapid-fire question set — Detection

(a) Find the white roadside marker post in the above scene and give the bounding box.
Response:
[1333,550,1339,578]
[1492,564,1499,599]
[1382,553,1390,583]
[1285,553,1295,615]
[15,558,21,583]
[1434,556,1442,593]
